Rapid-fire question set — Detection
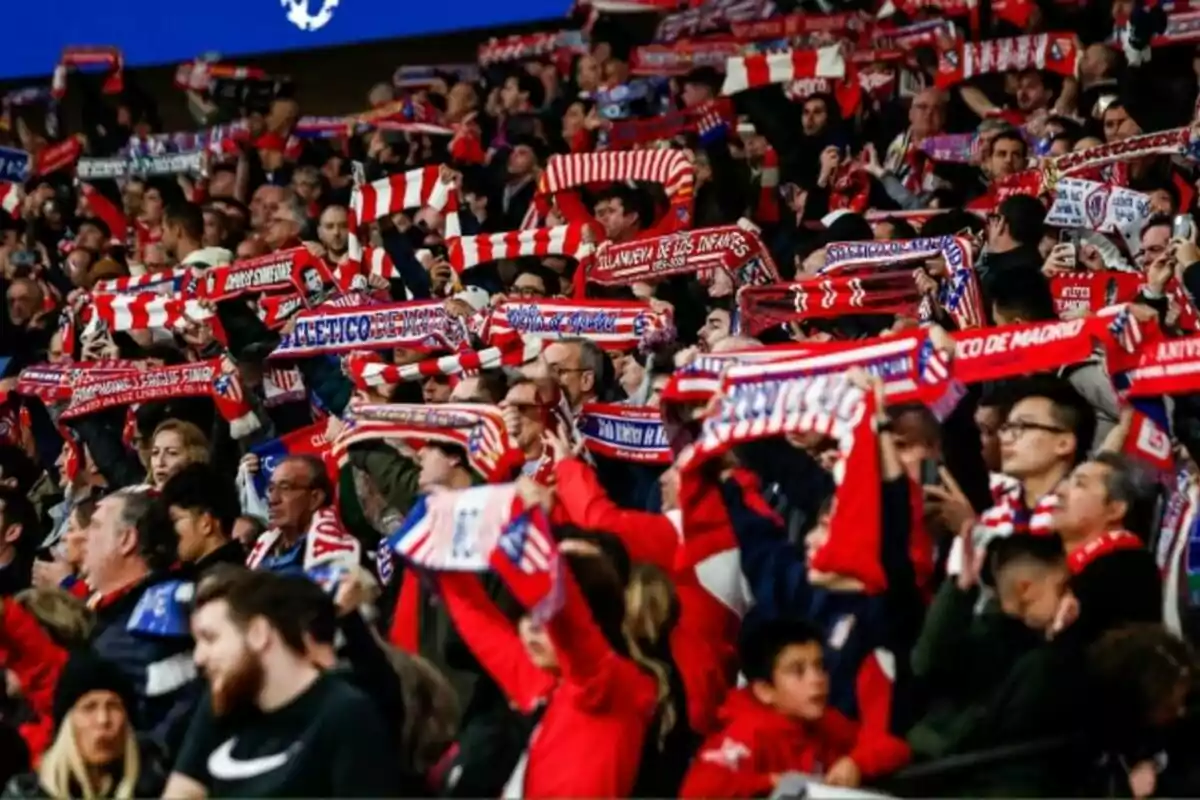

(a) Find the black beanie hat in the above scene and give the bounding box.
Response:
[52,650,138,731]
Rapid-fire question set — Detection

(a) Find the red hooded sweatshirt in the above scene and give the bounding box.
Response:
[0,599,67,762]
[437,569,658,798]
[681,687,910,798]
[553,457,751,735]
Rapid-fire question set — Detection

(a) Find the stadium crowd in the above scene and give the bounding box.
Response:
[2,0,1200,796]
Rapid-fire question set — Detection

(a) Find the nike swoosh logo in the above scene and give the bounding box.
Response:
[207,737,292,781]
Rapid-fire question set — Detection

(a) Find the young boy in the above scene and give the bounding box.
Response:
[681,617,910,798]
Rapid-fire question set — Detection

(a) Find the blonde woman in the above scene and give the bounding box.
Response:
[147,420,210,489]
[3,651,165,799]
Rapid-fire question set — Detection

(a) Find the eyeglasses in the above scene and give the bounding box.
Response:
[266,481,313,496]
[511,285,546,298]
[998,421,1068,439]
[546,363,589,379]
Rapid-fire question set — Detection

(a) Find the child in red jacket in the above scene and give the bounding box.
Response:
[681,617,910,798]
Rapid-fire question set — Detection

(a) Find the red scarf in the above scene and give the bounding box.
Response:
[935,33,1079,89]
[51,47,123,100]
[1067,530,1143,574]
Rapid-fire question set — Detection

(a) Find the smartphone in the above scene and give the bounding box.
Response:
[1056,229,1079,268]
[919,457,942,487]
[1173,214,1195,241]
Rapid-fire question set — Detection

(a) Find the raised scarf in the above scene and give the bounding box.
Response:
[583,223,779,294]
[60,358,259,437]
[681,371,890,592]
[82,292,223,342]
[348,166,460,261]
[34,137,84,177]
[654,0,774,42]
[577,403,672,465]
[529,150,695,234]
[448,223,596,272]
[737,272,924,336]
[606,98,734,150]
[15,360,141,404]
[935,33,1079,89]
[720,45,847,96]
[51,47,123,100]
[173,61,267,92]
[194,247,327,301]
[481,299,675,351]
[821,236,986,330]
[75,151,206,181]
[1044,178,1152,254]
[630,39,742,77]
[270,299,468,359]
[1049,271,1145,316]
[345,333,547,388]
[0,183,21,218]
[333,402,524,483]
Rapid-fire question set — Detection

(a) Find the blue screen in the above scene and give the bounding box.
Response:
[2,0,567,80]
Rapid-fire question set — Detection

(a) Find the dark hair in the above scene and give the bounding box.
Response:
[997,194,1047,246]
[1009,376,1096,464]
[991,129,1029,158]
[0,444,41,494]
[889,403,941,449]
[514,263,561,297]
[739,616,824,683]
[0,487,38,559]
[160,463,240,540]
[593,184,645,226]
[78,216,112,241]
[1143,212,1174,241]
[920,209,984,237]
[107,488,178,573]
[555,525,632,587]
[193,566,335,655]
[565,550,628,656]
[984,532,1066,587]
[280,455,333,508]
[1089,624,1196,736]
[511,72,545,109]
[1135,180,1181,212]
[165,202,205,242]
[473,369,511,404]
[1090,451,1138,509]
[990,267,1057,321]
[878,216,918,240]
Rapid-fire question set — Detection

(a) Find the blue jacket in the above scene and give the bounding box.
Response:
[726,475,923,725]
[90,575,201,756]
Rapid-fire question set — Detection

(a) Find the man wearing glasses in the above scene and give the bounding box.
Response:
[252,456,334,575]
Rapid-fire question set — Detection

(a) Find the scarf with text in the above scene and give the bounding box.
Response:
[606,98,734,150]
[75,151,206,181]
[482,299,675,351]
[935,33,1079,89]
[737,272,925,336]
[821,236,986,330]
[1043,128,1200,193]
[173,61,267,92]
[720,45,848,96]
[270,299,468,359]
[245,507,362,573]
[578,403,672,465]
[60,358,259,437]
[1044,178,1153,254]
[1068,529,1145,574]
[194,247,327,301]
[51,47,123,100]
[1049,271,1145,316]
[448,223,596,272]
[15,361,141,404]
[348,166,460,261]
[682,371,890,592]
[630,39,742,77]
[529,150,694,234]
[654,0,774,42]
[34,137,84,177]
[345,333,547,388]
[333,403,524,483]
[583,223,779,294]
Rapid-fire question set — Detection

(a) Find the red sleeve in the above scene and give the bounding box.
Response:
[0,601,67,759]
[680,730,775,798]
[847,649,912,777]
[435,573,554,711]
[553,458,679,570]
[553,190,594,226]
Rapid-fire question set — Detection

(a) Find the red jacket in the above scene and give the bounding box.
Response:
[681,687,910,798]
[0,599,67,762]
[437,570,657,798]
[554,458,748,735]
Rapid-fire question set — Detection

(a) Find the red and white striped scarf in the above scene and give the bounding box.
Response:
[720,45,847,96]
[976,474,1059,545]
[345,333,548,388]
[0,182,21,217]
[15,360,141,404]
[935,33,1079,89]
[448,223,596,272]
[52,47,123,100]
[60,358,259,437]
[333,402,524,483]
[578,403,672,465]
[91,268,188,295]
[270,299,469,359]
[529,150,695,233]
[82,292,223,341]
[482,299,675,351]
[173,61,267,92]
[348,166,460,260]
[1053,128,1196,186]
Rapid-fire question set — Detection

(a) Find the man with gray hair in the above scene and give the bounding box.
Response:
[264,192,307,252]
[543,337,613,412]
[84,487,200,752]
